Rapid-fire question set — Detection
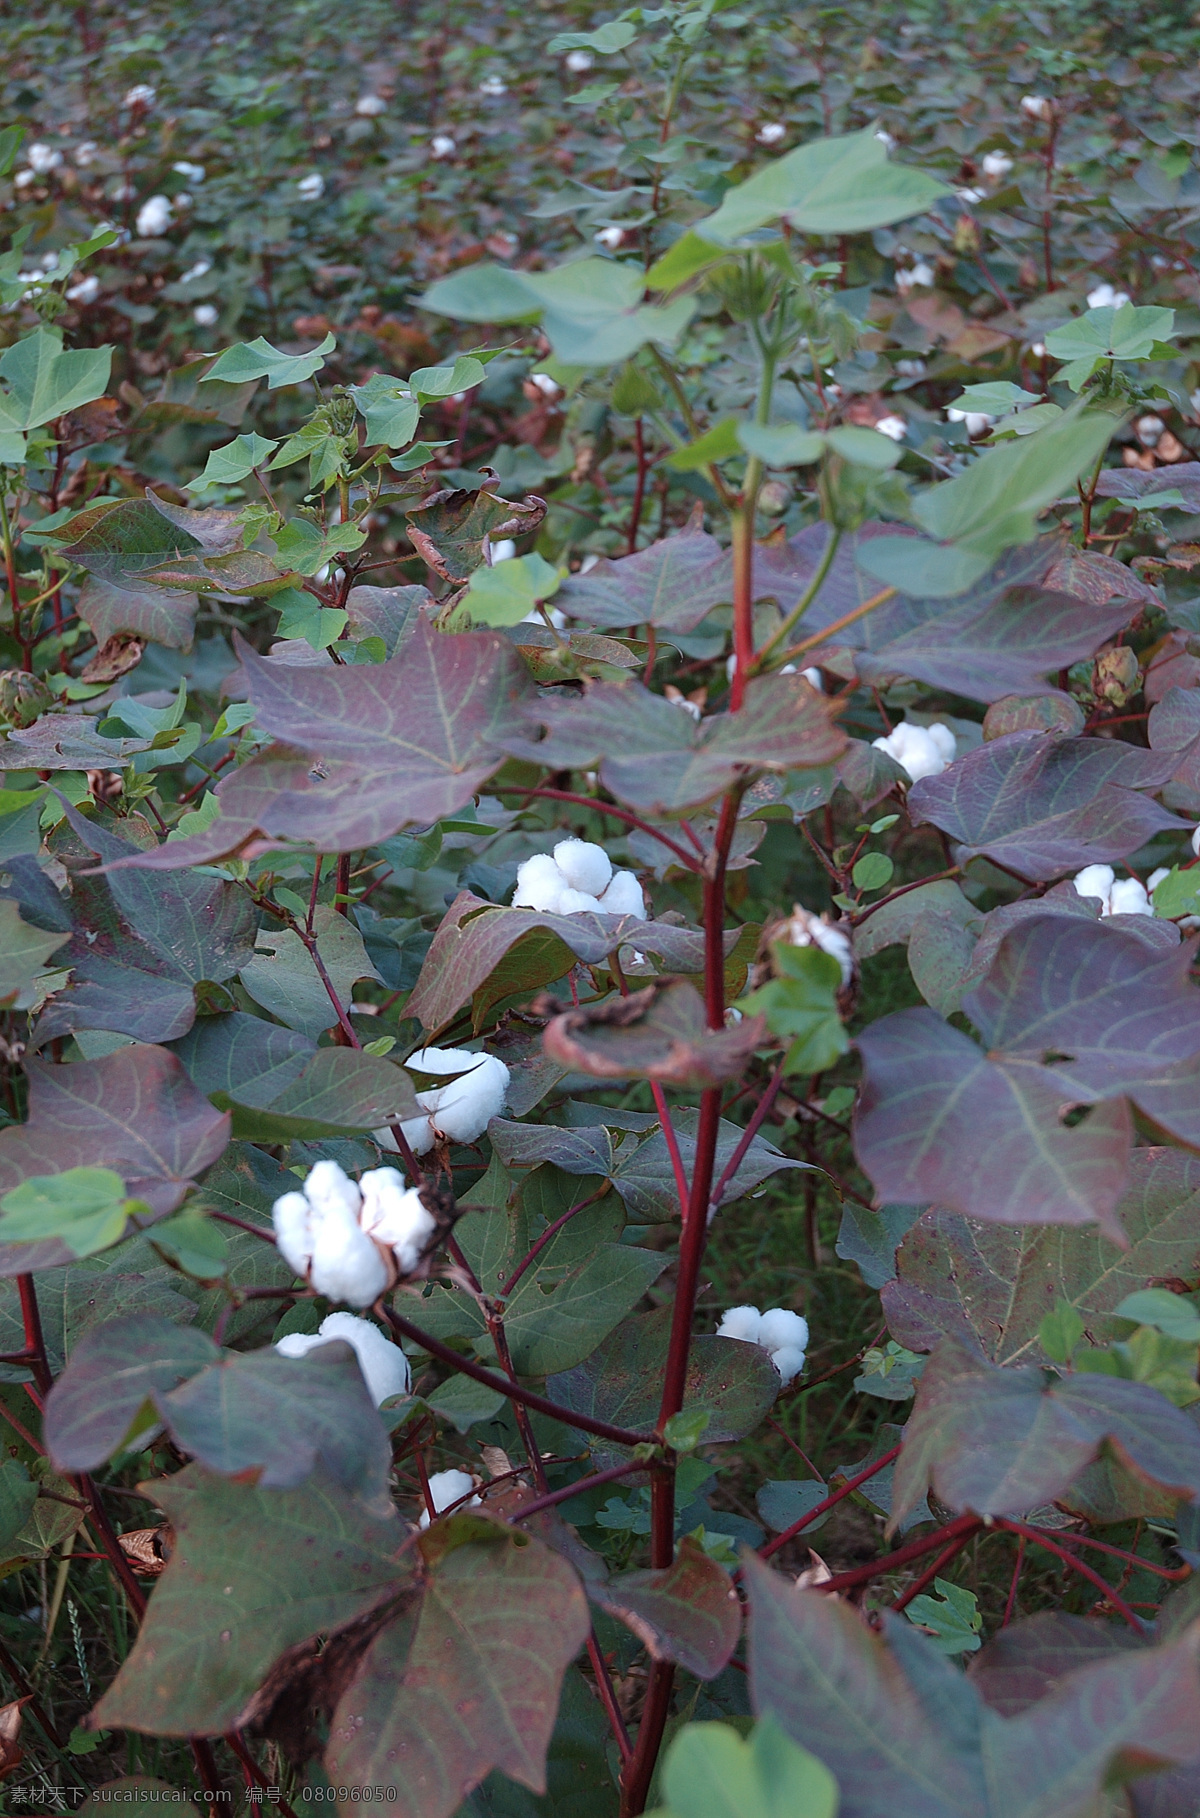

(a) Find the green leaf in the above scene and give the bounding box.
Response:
[92,1464,408,1735]
[0,897,68,1003]
[421,259,695,367]
[463,553,561,628]
[238,905,382,1042]
[0,1166,140,1259]
[738,424,826,466]
[148,1212,228,1280]
[904,1578,982,1655]
[1115,1287,1200,1343]
[952,382,1042,414]
[1044,304,1177,390]
[1151,865,1200,920]
[548,21,638,52]
[852,851,894,892]
[200,332,336,390]
[650,1715,837,1818]
[738,944,847,1076]
[350,372,421,449]
[0,1459,38,1552]
[272,515,367,575]
[185,431,278,491]
[591,1536,741,1680]
[0,330,113,434]
[664,1407,711,1453]
[909,407,1116,559]
[665,419,743,471]
[274,586,348,649]
[1038,1300,1085,1364]
[408,355,487,399]
[646,231,734,292]
[824,425,903,470]
[696,126,952,244]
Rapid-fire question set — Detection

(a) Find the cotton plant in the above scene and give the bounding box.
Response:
[512,840,646,917]
[377,1047,511,1158]
[872,720,956,783]
[716,1305,809,1386]
[276,1311,411,1406]
[272,1159,441,1305]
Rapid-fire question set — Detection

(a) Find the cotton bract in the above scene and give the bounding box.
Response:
[418,1468,480,1529]
[379,1047,510,1156]
[276,1313,410,1406]
[512,841,645,918]
[872,720,956,783]
[716,1303,808,1385]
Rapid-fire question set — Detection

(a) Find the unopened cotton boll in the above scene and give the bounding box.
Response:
[276,1312,410,1406]
[1087,282,1130,311]
[772,1345,807,1386]
[565,49,594,71]
[875,414,907,442]
[1073,864,1115,910]
[873,720,955,783]
[982,150,1014,180]
[598,870,646,918]
[67,275,100,305]
[756,122,786,145]
[358,1168,437,1274]
[173,161,206,183]
[513,851,569,913]
[595,226,625,249]
[27,144,63,175]
[1020,94,1052,120]
[554,839,613,897]
[758,1308,809,1353]
[1108,877,1152,917]
[418,1468,480,1529]
[781,906,854,987]
[717,1305,763,1344]
[136,195,172,237]
[430,134,457,159]
[355,94,386,115]
[193,303,218,327]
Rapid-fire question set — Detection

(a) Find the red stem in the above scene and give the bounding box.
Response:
[627,417,648,555]
[996,1518,1147,1633]
[759,1443,902,1562]
[818,1515,983,1595]
[1003,1536,1026,1627]
[17,1274,52,1397]
[649,1082,690,1220]
[708,1062,786,1213]
[500,1183,610,1296]
[588,1630,633,1764]
[514,1459,651,1522]
[513,787,701,873]
[890,1531,977,1613]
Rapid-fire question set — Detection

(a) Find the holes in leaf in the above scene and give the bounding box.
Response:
[1042,1050,1076,1067]
[1058,1103,1094,1129]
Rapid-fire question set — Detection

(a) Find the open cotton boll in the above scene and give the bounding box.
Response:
[1148,868,1170,895]
[558,886,604,914]
[409,1047,510,1146]
[1108,878,1152,917]
[716,1305,763,1344]
[513,852,569,913]
[756,122,786,145]
[758,1308,810,1354]
[355,94,387,115]
[193,304,218,327]
[418,1467,480,1529]
[875,415,907,442]
[598,870,645,918]
[1020,94,1053,120]
[1086,282,1130,311]
[781,906,853,988]
[277,1313,411,1406]
[136,195,173,238]
[982,150,1013,180]
[358,1169,437,1274]
[308,1198,388,1307]
[771,1345,807,1387]
[554,839,613,898]
[67,276,100,305]
[1072,864,1115,911]
[872,721,955,784]
[304,1159,362,1223]
[27,144,63,174]
[297,173,324,199]
[947,408,993,437]
[430,134,457,159]
[273,1190,314,1278]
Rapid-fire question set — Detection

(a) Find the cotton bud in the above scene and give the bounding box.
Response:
[135,194,173,238]
[193,304,218,327]
[27,144,63,175]
[297,173,325,200]
[947,408,993,437]
[1019,94,1053,121]
[717,1305,764,1343]
[595,226,625,250]
[780,906,854,988]
[872,720,956,784]
[1086,282,1130,311]
[430,134,457,160]
[173,161,206,183]
[895,261,934,294]
[123,83,156,108]
[358,1168,437,1274]
[381,1047,510,1156]
[276,1312,410,1406]
[565,49,594,72]
[355,94,387,116]
[982,150,1013,180]
[875,414,907,442]
[67,276,100,305]
[418,1468,480,1529]
[756,122,787,145]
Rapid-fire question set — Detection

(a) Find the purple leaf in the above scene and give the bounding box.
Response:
[555,522,733,633]
[588,1536,741,1678]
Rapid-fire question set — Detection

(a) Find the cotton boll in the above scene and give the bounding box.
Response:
[173,161,206,183]
[758,1308,810,1354]
[554,838,612,897]
[411,1047,510,1146]
[595,226,625,250]
[193,304,218,327]
[756,122,786,145]
[717,1305,763,1344]
[277,1313,411,1406]
[875,414,907,441]
[479,76,508,97]
[67,276,100,305]
[771,1345,807,1386]
[304,1159,362,1224]
[1073,864,1115,910]
[136,195,172,238]
[417,1467,480,1529]
[1087,282,1130,311]
[273,1190,314,1278]
[124,84,156,108]
[1020,94,1052,120]
[74,141,99,167]
[1108,877,1152,917]
[565,49,594,71]
[802,666,824,692]
[181,258,213,282]
[513,852,569,912]
[27,144,63,175]
[297,173,325,200]
[1136,414,1166,447]
[874,129,896,150]
[895,261,934,295]
[491,538,516,562]
[375,1112,437,1158]
[358,1169,437,1274]
[430,134,457,160]
[355,94,387,115]
[528,372,561,399]
[947,408,994,437]
[957,186,984,204]
[1148,867,1170,894]
[982,150,1013,179]
[872,722,952,784]
[927,723,957,762]
[598,870,645,918]
[557,886,605,914]
[308,1197,388,1307]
